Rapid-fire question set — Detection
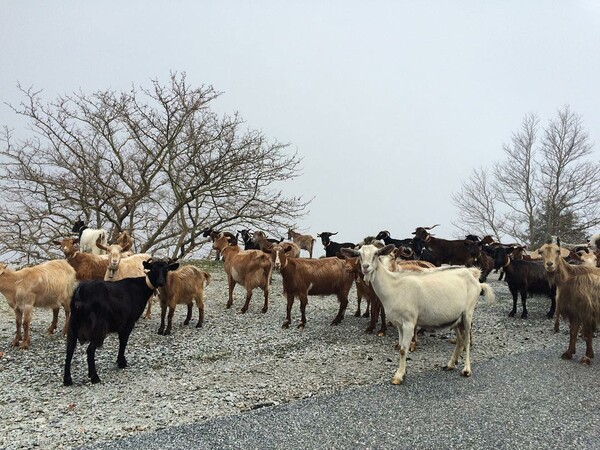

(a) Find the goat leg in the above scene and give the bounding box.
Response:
[330,295,348,326]
[86,343,100,384]
[12,307,23,347]
[196,297,204,328]
[183,303,192,325]
[116,330,132,369]
[562,321,580,360]
[63,328,78,386]
[47,308,59,335]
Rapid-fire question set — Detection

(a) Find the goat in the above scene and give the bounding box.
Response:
[287,229,316,258]
[157,265,211,335]
[115,231,134,250]
[317,232,356,258]
[464,235,495,282]
[252,231,284,252]
[53,237,109,280]
[412,225,481,267]
[202,228,237,260]
[237,229,261,250]
[95,240,153,318]
[72,218,108,255]
[501,257,556,320]
[539,242,600,364]
[375,230,413,249]
[342,244,494,384]
[266,243,355,329]
[212,233,273,313]
[588,233,600,251]
[0,260,76,349]
[63,258,179,385]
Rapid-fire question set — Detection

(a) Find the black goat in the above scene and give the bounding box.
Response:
[202,228,237,260]
[237,229,261,250]
[503,258,556,319]
[317,232,356,257]
[63,258,179,386]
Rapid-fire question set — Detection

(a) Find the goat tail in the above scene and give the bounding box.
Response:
[204,271,212,287]
[479,283,496,304]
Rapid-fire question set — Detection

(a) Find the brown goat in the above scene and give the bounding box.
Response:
[287,229,316,258]
[53,237,109,280]
[412,226,481,267]
[539,242,600,364]
[115,230,134,250]
[0,260,76,349]
[213,233,273,313]
[266,243,355,329]
[157,265,211,335]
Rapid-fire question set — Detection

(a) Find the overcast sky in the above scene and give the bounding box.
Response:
[1,1,599,256]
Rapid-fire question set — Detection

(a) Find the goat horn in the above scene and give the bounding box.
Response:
[425,224,440,230]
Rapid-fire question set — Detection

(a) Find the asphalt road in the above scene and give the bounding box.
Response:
[83,347,600,450]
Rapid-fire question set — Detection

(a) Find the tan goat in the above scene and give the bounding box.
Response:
[0,260,77,349]
[287,229,316,258]
[157,265,211,335]
[539,242,600,364]
[95,240,153,318]
[213,233,273,313]
[53,237,109,280]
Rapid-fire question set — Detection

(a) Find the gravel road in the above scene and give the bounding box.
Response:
[0,264,592,449]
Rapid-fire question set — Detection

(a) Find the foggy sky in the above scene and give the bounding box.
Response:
[1,1,599,257]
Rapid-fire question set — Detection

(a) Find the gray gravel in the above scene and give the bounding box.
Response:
[0,267,591,449]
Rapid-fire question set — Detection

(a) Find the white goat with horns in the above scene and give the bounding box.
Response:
[342,244,495,385]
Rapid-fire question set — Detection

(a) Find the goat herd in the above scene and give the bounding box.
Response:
[1,222,599,387]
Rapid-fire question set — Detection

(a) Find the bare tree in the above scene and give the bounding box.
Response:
[0,73,310,264]
[452,107,600,246]
[451,167,505,241]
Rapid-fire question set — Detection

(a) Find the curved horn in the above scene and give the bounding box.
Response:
[425,224,440,230]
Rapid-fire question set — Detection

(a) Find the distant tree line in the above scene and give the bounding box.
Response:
[452,105,600,248]
[0,73,310,264]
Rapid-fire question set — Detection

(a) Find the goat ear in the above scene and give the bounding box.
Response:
[377,244,396,256]
[52,240,61,246]
[121,243,131,253]
[168,262,180,271]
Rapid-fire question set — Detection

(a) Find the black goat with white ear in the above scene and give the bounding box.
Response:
[63,258,179,386]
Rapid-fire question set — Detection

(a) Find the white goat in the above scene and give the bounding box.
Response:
[72,219,108,255]
[342,244,495,385]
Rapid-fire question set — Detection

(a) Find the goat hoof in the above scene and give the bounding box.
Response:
[561,352,573,360]
[297,323,305,330]
[225,303,233,309]
[63,377,73,387]
[443,365,455,371]
[90,376,101,384]
[164,330,171,336]
[377,331,386,337]
[462,369,472,377]
[365,328,374,334]
[391,377,403,385]
[183,320,190,325]
[282,322,290,329]
[195,322,203,328]
[354,311,360,317]
[580,356,591,366]
[362,312,370,318]
[521,313,528,319]
[157,329,164,335]
[508,311,516,317]
[261,307,268,314]
[117,359,127,369]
